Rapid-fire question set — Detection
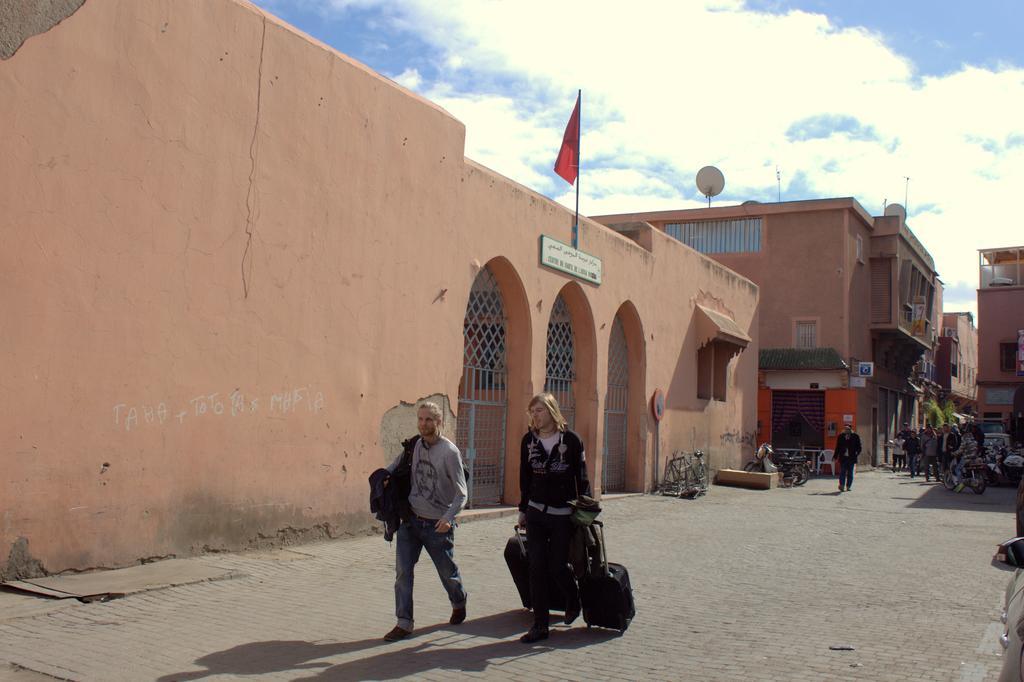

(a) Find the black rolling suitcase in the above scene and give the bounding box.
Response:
[503,525,565,611]
[580,521,635,632]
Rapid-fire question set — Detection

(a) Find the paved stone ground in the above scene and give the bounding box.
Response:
[0,469,1017,681]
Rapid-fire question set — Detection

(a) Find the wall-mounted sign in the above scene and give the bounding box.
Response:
[850,377,866,388]
[651,388,665,422]
[857,362,874,377]
[987,387,1016,405]
[843,414,854,424]
[911,296,927,337]
[540,235,602,285]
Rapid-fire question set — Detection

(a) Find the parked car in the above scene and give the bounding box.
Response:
[990,432,1015,451]
[996,538,1024,681]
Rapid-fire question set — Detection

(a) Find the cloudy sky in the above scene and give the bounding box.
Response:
[256,0,1023,318]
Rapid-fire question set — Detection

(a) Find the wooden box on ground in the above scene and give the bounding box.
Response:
[714,468,779,490]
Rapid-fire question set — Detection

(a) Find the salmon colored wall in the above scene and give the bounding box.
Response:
[1,0,758,573]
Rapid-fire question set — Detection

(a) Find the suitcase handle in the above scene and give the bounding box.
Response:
[513,524,526,555]
[591,521,609,575]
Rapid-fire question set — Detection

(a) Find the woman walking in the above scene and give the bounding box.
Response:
[517,392,590,643]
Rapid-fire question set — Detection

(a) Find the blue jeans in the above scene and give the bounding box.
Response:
[838,459,855,490]
[395,517,467,630]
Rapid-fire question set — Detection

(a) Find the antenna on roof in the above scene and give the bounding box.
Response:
[903,176,910,215]
[776,165,781,202]
[696,166,725,207]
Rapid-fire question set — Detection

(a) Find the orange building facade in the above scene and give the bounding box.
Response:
[1,1,760,576]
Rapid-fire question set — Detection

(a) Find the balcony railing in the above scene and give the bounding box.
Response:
[980,246,1024,288]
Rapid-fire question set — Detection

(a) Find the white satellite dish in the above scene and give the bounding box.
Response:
[884,202,906,225]
[696,166,725,206]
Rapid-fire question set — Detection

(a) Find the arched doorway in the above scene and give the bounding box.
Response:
[545,294,575,429]
[603,315,629,492]
[456,266,507,507]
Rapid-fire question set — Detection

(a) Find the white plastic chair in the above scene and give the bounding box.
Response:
[816,449,835,475]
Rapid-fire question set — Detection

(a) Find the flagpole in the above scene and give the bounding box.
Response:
[573,89,581,249]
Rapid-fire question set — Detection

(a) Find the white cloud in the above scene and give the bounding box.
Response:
[393,67,422,90]
[298,0,1024,308]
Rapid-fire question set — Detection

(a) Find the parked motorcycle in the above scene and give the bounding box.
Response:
[984,446,1022,487]
[1001,449,1024,485]
[944,453,988,494]
[744,443,810,486]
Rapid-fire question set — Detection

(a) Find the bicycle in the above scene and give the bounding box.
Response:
[657,450,709,499]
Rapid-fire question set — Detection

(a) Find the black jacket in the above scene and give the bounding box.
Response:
[367,437,416,541]
[903,435,922,456]
[940,431,961,456]
[834,432,862,460]
[518,429,590,512]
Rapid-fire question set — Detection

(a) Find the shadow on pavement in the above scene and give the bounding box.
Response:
[904,480,1016,513]
[296,612,620,681]
[156,609,616,681]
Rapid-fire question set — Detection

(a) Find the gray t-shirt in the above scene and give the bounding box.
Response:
[388,436,467,525]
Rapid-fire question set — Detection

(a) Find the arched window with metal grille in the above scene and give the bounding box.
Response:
[544,294,575,429]
[603,315,629,491]
[455,267,507,507]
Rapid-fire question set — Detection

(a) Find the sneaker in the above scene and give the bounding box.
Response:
[838,486,844,492]
[520,625,549,644]
[450,607,466,625]
[383,626,412,642]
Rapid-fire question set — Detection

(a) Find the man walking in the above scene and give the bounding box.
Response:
[921,425,940,482]
[834,424,861,492]
[939,423,960,478]
[383,402,468,642]
[904,429,922,478]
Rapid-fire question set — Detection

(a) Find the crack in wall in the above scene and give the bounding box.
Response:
[242,16,267,299]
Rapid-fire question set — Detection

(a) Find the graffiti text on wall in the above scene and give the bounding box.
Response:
[719,430,756,446]
[112,387,325,432]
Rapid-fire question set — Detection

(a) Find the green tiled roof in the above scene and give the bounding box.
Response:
[759,347,848,371]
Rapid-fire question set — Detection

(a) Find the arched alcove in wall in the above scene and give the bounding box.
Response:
[603,300,646,492]
[455,257,531,507]
[544,281,597,482]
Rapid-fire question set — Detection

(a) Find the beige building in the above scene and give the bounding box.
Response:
[977,246,1024,442]
[596,198,940,464]
[1,0,759,577]
[936,312,978,415]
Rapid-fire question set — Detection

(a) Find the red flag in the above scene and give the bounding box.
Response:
[553,93,580,185]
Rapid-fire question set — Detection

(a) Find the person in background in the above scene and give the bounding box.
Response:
[939,423,961,478]
[904,429,922,478]
[894,422,913,472]
[921,425,940,482]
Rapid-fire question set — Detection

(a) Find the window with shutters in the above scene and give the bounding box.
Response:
[795,321,817,349]
[1001,343,1017,372]
[665,218,761,253]
[871,259,892,323]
